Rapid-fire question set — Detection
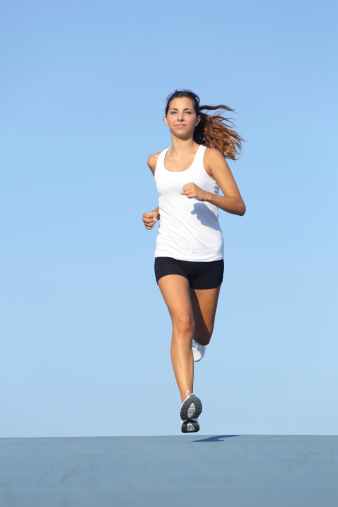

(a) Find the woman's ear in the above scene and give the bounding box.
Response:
[164,115,169,126]
[195,115,201,126]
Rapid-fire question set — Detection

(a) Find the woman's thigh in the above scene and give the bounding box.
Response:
[158,275,194,329]
[190,286,221,344]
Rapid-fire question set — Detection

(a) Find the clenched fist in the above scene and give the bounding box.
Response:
[180,182,208,201]
[142,210,160,230]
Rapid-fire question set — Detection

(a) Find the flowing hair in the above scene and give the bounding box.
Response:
[165,90,244,160]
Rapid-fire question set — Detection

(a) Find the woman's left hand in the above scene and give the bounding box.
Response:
[181,183,208,201]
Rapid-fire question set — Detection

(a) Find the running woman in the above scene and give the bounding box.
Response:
[142,90,246,433]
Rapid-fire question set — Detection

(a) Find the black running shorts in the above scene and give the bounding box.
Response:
[154,257,224,290]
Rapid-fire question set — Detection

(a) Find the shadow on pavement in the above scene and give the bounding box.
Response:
[193,435,240,443]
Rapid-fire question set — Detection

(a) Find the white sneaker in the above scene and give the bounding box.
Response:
[191,339,206,362]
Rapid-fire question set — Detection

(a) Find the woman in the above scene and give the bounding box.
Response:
[142,90,246,433]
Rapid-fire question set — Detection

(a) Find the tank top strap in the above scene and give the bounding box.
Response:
[194,144,207,167]
[155,148,170,175]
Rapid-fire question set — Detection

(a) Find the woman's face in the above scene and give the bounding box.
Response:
[164,97,200,138]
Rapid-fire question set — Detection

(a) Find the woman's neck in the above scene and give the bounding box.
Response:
[170,135,199,156]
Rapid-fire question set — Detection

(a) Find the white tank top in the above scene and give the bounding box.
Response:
[154,145,224,261]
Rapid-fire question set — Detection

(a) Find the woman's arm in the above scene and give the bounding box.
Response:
[142,153,161,229]
[181,148,246,216]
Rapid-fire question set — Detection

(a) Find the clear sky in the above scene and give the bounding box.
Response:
[1,0,337,437]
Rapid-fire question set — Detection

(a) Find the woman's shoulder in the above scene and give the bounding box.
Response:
[203,147,225,176]
[204,147,224,162]
[147,151,162,175]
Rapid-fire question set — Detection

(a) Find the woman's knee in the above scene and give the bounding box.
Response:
[173,313,194,337]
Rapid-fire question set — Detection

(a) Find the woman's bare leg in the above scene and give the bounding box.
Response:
[158,275,195,402]
[190,286,221,346]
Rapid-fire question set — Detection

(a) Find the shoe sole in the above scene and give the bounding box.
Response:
[180,394,202,421]
[181,419,200,433]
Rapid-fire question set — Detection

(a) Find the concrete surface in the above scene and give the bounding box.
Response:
[1,435,337,506]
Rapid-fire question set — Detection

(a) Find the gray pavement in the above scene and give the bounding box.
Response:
[1,435,337,507]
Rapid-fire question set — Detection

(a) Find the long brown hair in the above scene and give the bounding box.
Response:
[165,90,244,160]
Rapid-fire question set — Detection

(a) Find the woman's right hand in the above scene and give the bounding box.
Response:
[142,210,159,230]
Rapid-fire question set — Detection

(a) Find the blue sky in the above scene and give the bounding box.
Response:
[1,0,337,437]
